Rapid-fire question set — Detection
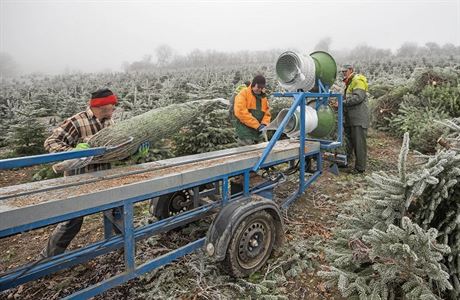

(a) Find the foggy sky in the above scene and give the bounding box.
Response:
[1,0,459,74]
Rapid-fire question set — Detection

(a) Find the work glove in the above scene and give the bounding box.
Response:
[137,141,150,159]
[58,143,93,172]
[74,143,90,150]
[262,88,271,96]
[257,124,266,132]
[329,99,338,110]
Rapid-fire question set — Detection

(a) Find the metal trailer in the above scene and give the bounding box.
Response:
[0,84,343,299]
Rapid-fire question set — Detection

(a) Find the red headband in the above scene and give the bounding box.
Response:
[90,94,118,107]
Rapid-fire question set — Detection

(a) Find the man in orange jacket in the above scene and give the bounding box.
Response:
[233,75,271,146]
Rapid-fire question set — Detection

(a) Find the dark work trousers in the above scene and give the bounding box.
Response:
[345,126,367,172]
[43,209,122,257]
[42,165,121,258]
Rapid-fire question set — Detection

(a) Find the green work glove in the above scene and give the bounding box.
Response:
[75,143,90,150]
[137,141,150,158]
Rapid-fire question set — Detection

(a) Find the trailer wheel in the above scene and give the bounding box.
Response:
[154,190,193,219]
[222,210,276,277]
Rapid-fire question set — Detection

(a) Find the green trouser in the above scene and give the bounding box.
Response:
[234,119,262,146]
[344,126,367,172]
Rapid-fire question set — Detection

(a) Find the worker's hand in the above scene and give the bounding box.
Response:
[74,143,90,150]
[329,100,339,110]
[262,88,271,96]
[137,141,150,158]
[329,100,338,110]
[257,124,267,132]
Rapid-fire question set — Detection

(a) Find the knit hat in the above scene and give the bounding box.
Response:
[251,75,266,88]
[90,88,117,107]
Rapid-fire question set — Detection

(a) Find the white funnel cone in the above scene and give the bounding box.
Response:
[266,106,318,138]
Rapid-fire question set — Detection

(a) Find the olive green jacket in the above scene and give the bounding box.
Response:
[343,73,369,128]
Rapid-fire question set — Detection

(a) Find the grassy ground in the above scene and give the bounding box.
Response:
[0,129,406,299]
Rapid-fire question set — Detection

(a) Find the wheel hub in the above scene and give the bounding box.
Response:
[169,190,192,214]
[237,221,270,268]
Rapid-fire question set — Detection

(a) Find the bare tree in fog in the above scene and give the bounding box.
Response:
[397,42,419,57]
[0,52,19,78]
[314,37,332,52]
[155,44,174,67]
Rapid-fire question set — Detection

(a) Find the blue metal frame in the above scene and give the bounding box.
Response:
[0,83,343,298]
[0,154,311,294]
[252,80,343,205]
[0,152,316,239]
[0,147,107,170]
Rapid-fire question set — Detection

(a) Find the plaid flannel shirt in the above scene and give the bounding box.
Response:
[44,107,114,175]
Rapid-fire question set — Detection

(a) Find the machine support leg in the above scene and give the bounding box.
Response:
[243,171,250,197]
[192,186,200,208]
[103,212,113,239]
[299,95,306,194]
[222,177,229,205]
[317,152,323,173]
[103,206,124,239]
[123,202,135,272]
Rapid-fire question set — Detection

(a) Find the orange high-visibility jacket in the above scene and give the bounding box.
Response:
[234,87,271,129]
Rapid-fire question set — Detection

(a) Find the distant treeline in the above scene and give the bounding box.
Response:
[121,41,460,72]
[1,41,459,77]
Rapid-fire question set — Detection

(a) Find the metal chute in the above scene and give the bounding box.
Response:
[265,105,318,138]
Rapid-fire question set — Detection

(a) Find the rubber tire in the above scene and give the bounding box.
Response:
[222,210,276,277]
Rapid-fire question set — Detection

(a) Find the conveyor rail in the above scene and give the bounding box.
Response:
[0,140,320,237]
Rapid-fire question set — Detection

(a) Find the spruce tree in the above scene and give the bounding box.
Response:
[8,93,47,155]
[320,118,460,299]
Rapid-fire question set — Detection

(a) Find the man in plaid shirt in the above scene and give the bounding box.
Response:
[41,88,120,257]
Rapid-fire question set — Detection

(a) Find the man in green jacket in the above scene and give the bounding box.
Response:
[341,65,369,174]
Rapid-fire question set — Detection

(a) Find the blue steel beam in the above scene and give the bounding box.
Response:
[282,168,322,209]
[243,171,250,197]
[123,202,135,272]
[0,147,107,170]
[252,93,304,171]
[64,238,206,300]
[221,177,229,205]
[299,94,306,194]
[103,212,114,240]
[337,93,344,145]
[230,175,284,200]
[0,203,217,290]
[318,79,327,93]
